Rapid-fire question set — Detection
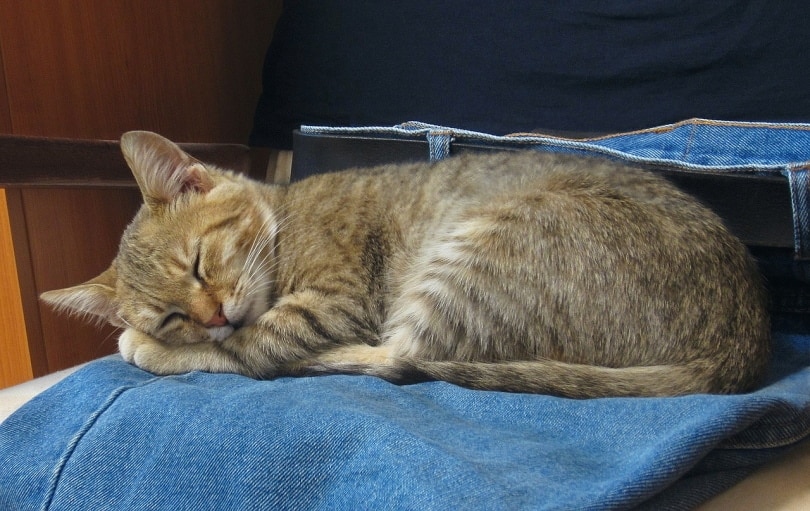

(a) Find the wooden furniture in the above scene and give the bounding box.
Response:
[0,1,282,388]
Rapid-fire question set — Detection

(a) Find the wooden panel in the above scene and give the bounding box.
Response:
[0,37,12,132]
[0,189,33,386]
[0,0,280,143]
[4,188,47,377]
[0,135,259,187]
[23,188,142,372]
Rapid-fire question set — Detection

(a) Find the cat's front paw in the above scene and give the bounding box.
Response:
[118,328,178,374]
[119,327,249,376]
[118,328,145,364]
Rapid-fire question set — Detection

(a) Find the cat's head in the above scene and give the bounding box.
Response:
[41,131,282,344]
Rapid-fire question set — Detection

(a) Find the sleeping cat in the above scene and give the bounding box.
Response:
[41,131,770,398]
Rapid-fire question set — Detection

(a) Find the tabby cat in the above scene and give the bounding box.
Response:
[41,131,771,398]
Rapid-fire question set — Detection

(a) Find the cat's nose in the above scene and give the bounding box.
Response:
[204,304,229,328]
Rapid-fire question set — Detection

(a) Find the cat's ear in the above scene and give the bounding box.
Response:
[40,266,124,328]
[120,130,214,208]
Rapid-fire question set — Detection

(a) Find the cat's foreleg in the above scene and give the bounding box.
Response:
[118,328,248,376]
[219,289,377,377]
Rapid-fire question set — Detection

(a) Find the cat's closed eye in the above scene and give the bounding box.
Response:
[192,250,205,284]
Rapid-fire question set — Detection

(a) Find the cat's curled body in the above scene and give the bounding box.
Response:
[41,131,771,398]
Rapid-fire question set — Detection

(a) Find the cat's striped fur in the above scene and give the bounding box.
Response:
[41,131,771,398]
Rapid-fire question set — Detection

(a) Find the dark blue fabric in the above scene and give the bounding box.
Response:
[0,318,807,511]
[251,1,810,149]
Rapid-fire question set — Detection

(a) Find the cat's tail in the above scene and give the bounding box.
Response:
[292,345,729,398]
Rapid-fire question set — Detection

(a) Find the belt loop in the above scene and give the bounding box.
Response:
[427,130,453,162]
[787,166,810,281]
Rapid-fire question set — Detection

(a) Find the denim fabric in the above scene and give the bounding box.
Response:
[302,119,810,170]
[788,168,810,260]
[0,320,807,511]
[426,130,453,162]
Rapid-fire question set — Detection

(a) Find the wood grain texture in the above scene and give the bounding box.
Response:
[0,42,12,132]
[0,189,33,387]
[24,188,143,372]
[3,189,47,377]
[0,135,259,187]
[0,1,280,143]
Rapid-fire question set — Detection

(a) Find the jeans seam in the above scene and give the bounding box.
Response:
[40,376,166,511]
[787,166,810,261]
[683,122,698,163]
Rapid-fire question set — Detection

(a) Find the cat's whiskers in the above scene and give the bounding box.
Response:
[239,257,280,301]
[97,327,123,356]
[115,312,137,330]
[234,211,292,309]
[243,269,277,293]
[244,238,273,278]
[241,229,268,279]
[246,211,294,273]
[241,211,286,278]
[240,235,274,288]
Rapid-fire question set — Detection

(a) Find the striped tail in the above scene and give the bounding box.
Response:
[290,345,728,398]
